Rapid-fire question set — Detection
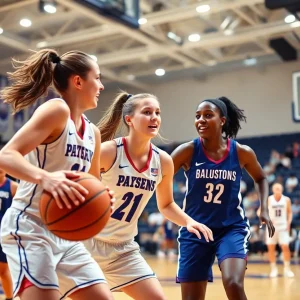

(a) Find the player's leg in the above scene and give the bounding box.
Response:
[18,286,61,300]
[220,258,247,300]
[122,278,165,300]
[57,242,112,300]
[217,222,250,300]
[181,281,208,300]
[0,262,13,299]
[279,231,294,277]
[177,236,214,300]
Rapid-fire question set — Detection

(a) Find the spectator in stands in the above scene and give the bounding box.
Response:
[293,142,299,159]
[269,150,281,168]
[285,173,299,194]
[280,154,292,170]
[292,199,300,220]
[248,224,265,255]
[263,163,276,184]
[240,179,247,196]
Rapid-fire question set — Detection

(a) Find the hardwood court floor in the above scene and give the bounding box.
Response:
[114,255,300,300]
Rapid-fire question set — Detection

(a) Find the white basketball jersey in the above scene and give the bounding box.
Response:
[268,195,288,231]
[95,137,162,242]
[12,99,95,218]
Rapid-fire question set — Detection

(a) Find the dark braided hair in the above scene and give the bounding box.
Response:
[218,96,246,138]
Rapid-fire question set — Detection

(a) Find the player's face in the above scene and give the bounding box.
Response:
[81,61,104,109]
[272,184,283,196]
[128,98,161,138]
[195,102,225,139]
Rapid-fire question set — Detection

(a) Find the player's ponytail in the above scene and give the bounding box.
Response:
[98,92,158,142]
[219,96,246,138]
[1,49,58,114]
[1,49,95,114]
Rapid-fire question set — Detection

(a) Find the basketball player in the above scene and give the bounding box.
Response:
[83,92,213,300]
[0,169,17,300]
[0,49,114,300]
[264,183,294,278]
[171,97,275,300]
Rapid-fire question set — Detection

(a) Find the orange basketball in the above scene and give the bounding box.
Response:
[39,172,111,241]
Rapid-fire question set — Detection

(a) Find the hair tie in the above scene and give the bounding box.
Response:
[126,94,133,100]
[49,53,61,64]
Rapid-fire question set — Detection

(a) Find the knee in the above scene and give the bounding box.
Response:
[223,277,244,292]
[152,293,167,300]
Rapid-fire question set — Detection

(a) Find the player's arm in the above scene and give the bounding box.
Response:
[10,180,18,197]
[257,196,270,217]
[0,100,68,183]
[0,100,88,208]
[99,141,117,173]
[88,124,101,179]
[170,141,194,173]
[156,151,213,242]
[237,143,275,237]
[286,197,293,231]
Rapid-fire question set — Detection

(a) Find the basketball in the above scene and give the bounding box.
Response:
[39,172,111,241]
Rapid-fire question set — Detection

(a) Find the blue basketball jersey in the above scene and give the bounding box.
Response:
[0,178,13,223]
[181,138,245,231]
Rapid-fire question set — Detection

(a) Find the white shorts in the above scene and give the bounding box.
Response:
[266,229,289,245]
[1,207,106,299]
[84,238,156,291]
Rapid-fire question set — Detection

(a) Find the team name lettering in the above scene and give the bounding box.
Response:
[196,169,236,181]
[65,144,94,162]
[116,175,156,191]
[0,191,9,199]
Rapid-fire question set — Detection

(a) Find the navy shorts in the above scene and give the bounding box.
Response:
[176,221,250,283]
[0,243,7,263]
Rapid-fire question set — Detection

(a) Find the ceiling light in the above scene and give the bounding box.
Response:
[206,60,217,66]
[44,4,56,13]
[36,41,48,48]
[20,19,32,27]
[155,69,165,76]
[285,14,296,24]
[188,33,201,42]
[89,55,98,62]
[138,18,147,25]
[196,5,210,13]
[224,29,233,36]
[127,74,135,81]
[0,28,3,34]
[244,57,257,66]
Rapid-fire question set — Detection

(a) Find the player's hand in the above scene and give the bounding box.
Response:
[106,186,116,213]
[186,219,214,242]
[40,171,88,209]
[259,210,275,238]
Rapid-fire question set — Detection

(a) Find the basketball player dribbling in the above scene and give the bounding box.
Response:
[263,183,294,278]
[0,168,18,300]
[171,97,275,300]
[0,49,114,300]
[84,92,213,300]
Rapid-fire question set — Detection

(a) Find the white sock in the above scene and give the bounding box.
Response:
[271,262,277,269]
[284,261,290,268]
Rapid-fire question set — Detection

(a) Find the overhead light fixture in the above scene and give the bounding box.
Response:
[285,14,296,24]
[243,57,257,66]
[138,18,147,25]
[0,27,3,34]
[39,0,57,14]
[36,41,48,48]
[167,32,182,44]
[127,74,135,81]
[206,60,217,66]
[20,19,32,27]
[224,29,234,36]
[196,5,210,13]
[188,33,201,42]
[155,69,165,76]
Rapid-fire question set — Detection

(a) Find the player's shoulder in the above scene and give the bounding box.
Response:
[34,98,70,121]
[171,140,194,158]
[236,142,254,154]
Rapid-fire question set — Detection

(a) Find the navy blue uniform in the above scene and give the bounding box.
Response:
[177,138,250,283]
[0,178,13,263]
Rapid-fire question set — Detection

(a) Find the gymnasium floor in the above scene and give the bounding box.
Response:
[114,255,300,300]
[5,255,300,299]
